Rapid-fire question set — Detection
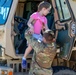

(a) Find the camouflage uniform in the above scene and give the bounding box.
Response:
[25,30,55,75]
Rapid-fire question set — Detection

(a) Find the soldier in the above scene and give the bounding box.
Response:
[26,30,56,75]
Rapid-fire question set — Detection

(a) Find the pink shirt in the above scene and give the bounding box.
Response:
[30,12,47,34]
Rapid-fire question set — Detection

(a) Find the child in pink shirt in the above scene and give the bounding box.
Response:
[31,12,47,34]
[30,11,48,41]
[22,1,52,69]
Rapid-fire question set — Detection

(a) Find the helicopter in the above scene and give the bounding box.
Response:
[0,0,76,75]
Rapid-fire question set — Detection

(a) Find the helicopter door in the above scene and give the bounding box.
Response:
[0,0,20,58]
[0,0,13,57]
[52,0,76,60]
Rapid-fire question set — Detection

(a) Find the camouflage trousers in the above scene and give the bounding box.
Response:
[29,52,53,75]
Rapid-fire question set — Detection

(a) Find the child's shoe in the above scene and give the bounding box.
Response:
[22,57,27,69]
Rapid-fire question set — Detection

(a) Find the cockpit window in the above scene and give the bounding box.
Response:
[0,0,12,25]
[56,0,71,22]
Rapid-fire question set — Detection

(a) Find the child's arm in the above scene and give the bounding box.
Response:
[27,17,34,34]
[27,17,34,29]
[45,23,49,30]
[43,17,50,31]
[42,23,49,34]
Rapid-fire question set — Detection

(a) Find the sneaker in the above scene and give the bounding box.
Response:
[22,58,27,69]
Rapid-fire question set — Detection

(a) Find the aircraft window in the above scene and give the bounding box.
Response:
[56,0,71,22]
[0,0,12,25]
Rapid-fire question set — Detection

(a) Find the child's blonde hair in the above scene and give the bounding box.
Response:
[38,1,51,11]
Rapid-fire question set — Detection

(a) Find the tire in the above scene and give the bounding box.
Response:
[52,66,76,75]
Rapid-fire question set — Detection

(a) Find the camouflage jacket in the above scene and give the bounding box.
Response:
[25,31,56,75]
